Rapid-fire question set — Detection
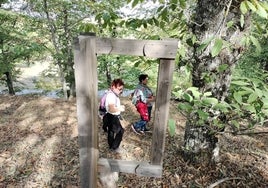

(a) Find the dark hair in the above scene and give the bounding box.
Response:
[138,74,148,83]
[111,78,124,87]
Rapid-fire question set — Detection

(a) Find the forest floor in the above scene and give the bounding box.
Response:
[0,94,267,188]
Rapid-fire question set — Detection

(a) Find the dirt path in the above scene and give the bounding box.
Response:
[17,62,50,89]
[0,62,50,93]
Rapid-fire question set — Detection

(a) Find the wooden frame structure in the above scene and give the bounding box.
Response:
[73,33,178,188]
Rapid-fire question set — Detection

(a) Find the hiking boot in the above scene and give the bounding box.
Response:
[131,125,144,134]
[131,124,140,135]
[144,128,150,132]
[143,128,152,133]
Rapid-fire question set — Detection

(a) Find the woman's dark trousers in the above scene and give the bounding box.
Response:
[103,113,124,150]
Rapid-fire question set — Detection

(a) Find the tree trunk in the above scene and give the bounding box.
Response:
[4,71,15,95]
[63,7,76,99]
[105,62,112,87]
[58,63,69,100]
[43,0,76,99]
[183,122,219,165]
[183,0,251,163]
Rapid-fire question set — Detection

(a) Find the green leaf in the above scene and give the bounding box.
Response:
[218,64,228,72]
[241,86,254,93]
[247,93,258,103]
[256,3,268,18]
[262,2,268,11]
[183,93,193,102]
[172,89,183,98]
[143,22,147,28]
[240,1,248,14]
[240,14,245,28]
[246,1,257,12]
[197,110,209,120]
[153,17,159,26]
[186,87,200,99]
[232,120,240,129]
[234,92,242,104]
[231,103,240,110]
[211,39,223,57]
[222,101,231,108]
[161,7,168,20]
[191,35,197,45]
[237,90,251,96]
[132,0,139,7]
[263,91,268,98]
[202,97,218,106]
[213,103,229,112]
[179,0,186,9]
[203,91,212,97]
[243,105,256,113]
[168,119,176,137]
[178,45,186,58]
[227,21,234,28]
[231,80,249,86]
[156,5,164,13]
[249,35,261,53]
[255,88,263,98]
[178,103,192,112]
[170,0,178,5]
[262,109,268,116]
[262,98,268,108]
[197,36,214,52]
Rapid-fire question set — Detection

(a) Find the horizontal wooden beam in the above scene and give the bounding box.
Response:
[95,38,178,59]
[98,158,162,178]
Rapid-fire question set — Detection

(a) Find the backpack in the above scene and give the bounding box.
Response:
[131,89,142,105]
[99,92,108,113]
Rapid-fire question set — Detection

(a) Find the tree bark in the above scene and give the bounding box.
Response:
[63,7,76,99]
[192,0,251,100]
[105,61,112,87]
[4,71,15,95]
[183,122,219,165]
[183,0,251,163]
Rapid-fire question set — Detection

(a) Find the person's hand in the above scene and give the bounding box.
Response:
[119,105,125,112]
[102,125,108,132]
[150,96,156,102]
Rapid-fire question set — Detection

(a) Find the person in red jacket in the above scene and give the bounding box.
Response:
[131,74,155,134]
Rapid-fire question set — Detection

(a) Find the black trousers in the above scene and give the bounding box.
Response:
[103,113,124,150]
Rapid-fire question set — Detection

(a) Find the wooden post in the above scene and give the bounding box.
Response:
[73,36,178,182]
[98,158,162,177]
[73,33,98,188]
[151,59,175,165]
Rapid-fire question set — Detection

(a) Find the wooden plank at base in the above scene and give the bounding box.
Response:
[98,158,162,178]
